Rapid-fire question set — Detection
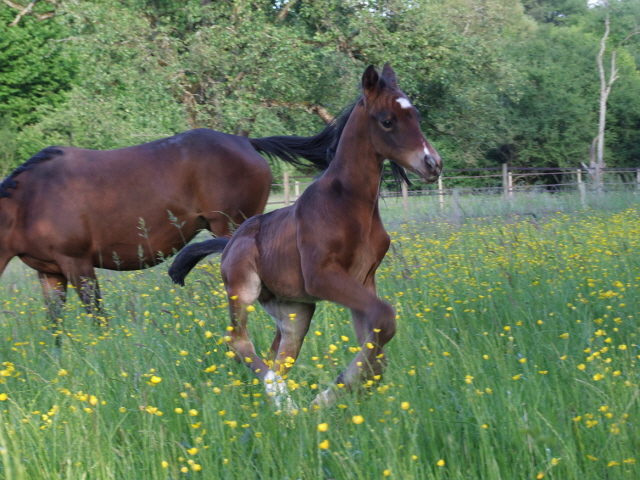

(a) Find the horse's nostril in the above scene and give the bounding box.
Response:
[424,155,437,170]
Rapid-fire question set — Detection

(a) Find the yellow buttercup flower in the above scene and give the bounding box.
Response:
[350,414,364,425]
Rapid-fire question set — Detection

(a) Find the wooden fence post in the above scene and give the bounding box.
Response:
[637,168,640,191]
[294,180,300,200]
[438,176,444,210]
[577,169,586,209]
[284,171,290,206]
[502,163,509,198]
[401,180,408,216]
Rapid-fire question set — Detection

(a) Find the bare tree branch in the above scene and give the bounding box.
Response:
[8,0,39,26]
[619,29,640,47]
[276,0,298,22]
[3,0,24,9]
[5,0,58,25]
[306,104,333,124]
[34,11,54,21]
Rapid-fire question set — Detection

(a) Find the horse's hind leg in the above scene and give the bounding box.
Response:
[38,272,68,347]
[262,299,314,375]
[261,299,315,411]
[224,270,272,379]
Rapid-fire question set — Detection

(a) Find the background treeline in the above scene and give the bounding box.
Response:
[1,0,640,179]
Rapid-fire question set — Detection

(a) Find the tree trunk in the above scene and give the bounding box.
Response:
[595,11,619,194]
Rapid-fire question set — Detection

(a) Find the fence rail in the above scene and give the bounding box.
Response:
[267,166,640,211]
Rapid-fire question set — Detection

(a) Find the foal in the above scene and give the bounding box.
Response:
[170,64,442,408]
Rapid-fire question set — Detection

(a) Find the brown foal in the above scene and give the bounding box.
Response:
[169,64,442,408]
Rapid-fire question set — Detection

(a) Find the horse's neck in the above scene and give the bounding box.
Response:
[324,105,384,206]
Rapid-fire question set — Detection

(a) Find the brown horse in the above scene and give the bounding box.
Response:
[0,127,335,331]
[169,64,442,409]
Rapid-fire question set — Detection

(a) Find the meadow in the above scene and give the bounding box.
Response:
[1,192,639,479]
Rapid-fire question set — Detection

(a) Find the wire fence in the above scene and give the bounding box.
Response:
[267,166,640,211]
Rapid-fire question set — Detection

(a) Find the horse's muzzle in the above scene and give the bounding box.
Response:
[417,154,442,184]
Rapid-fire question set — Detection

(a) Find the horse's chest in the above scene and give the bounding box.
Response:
[348,236,387,283]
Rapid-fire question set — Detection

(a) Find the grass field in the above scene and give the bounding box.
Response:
[1,193,640,479]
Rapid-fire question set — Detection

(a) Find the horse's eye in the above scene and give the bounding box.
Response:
[380,119,393,129]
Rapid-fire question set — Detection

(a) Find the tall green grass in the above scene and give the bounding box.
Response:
[1,193,639,479]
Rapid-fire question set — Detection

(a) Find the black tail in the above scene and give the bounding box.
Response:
[168,238,230,286]
[249,104,356,172]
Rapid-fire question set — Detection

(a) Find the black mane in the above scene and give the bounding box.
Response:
[0,147,63,199]
[249,103,356,172]
[249,99,410,185]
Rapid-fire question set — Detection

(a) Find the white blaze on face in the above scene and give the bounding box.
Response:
[396,97,412,110]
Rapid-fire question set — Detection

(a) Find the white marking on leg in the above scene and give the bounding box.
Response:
[264,370,298,413]
[396,97,412,109]
[310,388,338,409]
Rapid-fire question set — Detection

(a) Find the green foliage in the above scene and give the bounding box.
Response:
[0,117,20,177]
[0,8,77,126]
[1,0,640,176]
[606,51,640,167]
[503,26,600,168]
[521,0,588,25]
[25,2,189,151]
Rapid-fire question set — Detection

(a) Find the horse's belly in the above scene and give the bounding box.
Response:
[18,255,62,275]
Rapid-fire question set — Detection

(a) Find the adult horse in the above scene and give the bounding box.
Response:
[0,127,334,327]
[168,64,442,409]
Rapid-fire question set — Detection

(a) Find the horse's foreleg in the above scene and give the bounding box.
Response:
[305,269,396,408]
[66,265,105,325]
[38,272,68,347]
[262,300,315,375]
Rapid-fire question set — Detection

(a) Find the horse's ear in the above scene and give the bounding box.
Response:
[380,63,398,90]
[362,65,380,101]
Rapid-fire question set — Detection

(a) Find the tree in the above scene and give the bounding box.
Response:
[503,25,600,170]
[13,1,188,155]
[591,0,640,188]
[0,6,77,125]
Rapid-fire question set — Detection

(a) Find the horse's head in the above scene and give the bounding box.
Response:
[362,63,442,183]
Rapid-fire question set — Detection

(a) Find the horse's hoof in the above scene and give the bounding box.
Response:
[275,395,299,414]
[310,388,338,409]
